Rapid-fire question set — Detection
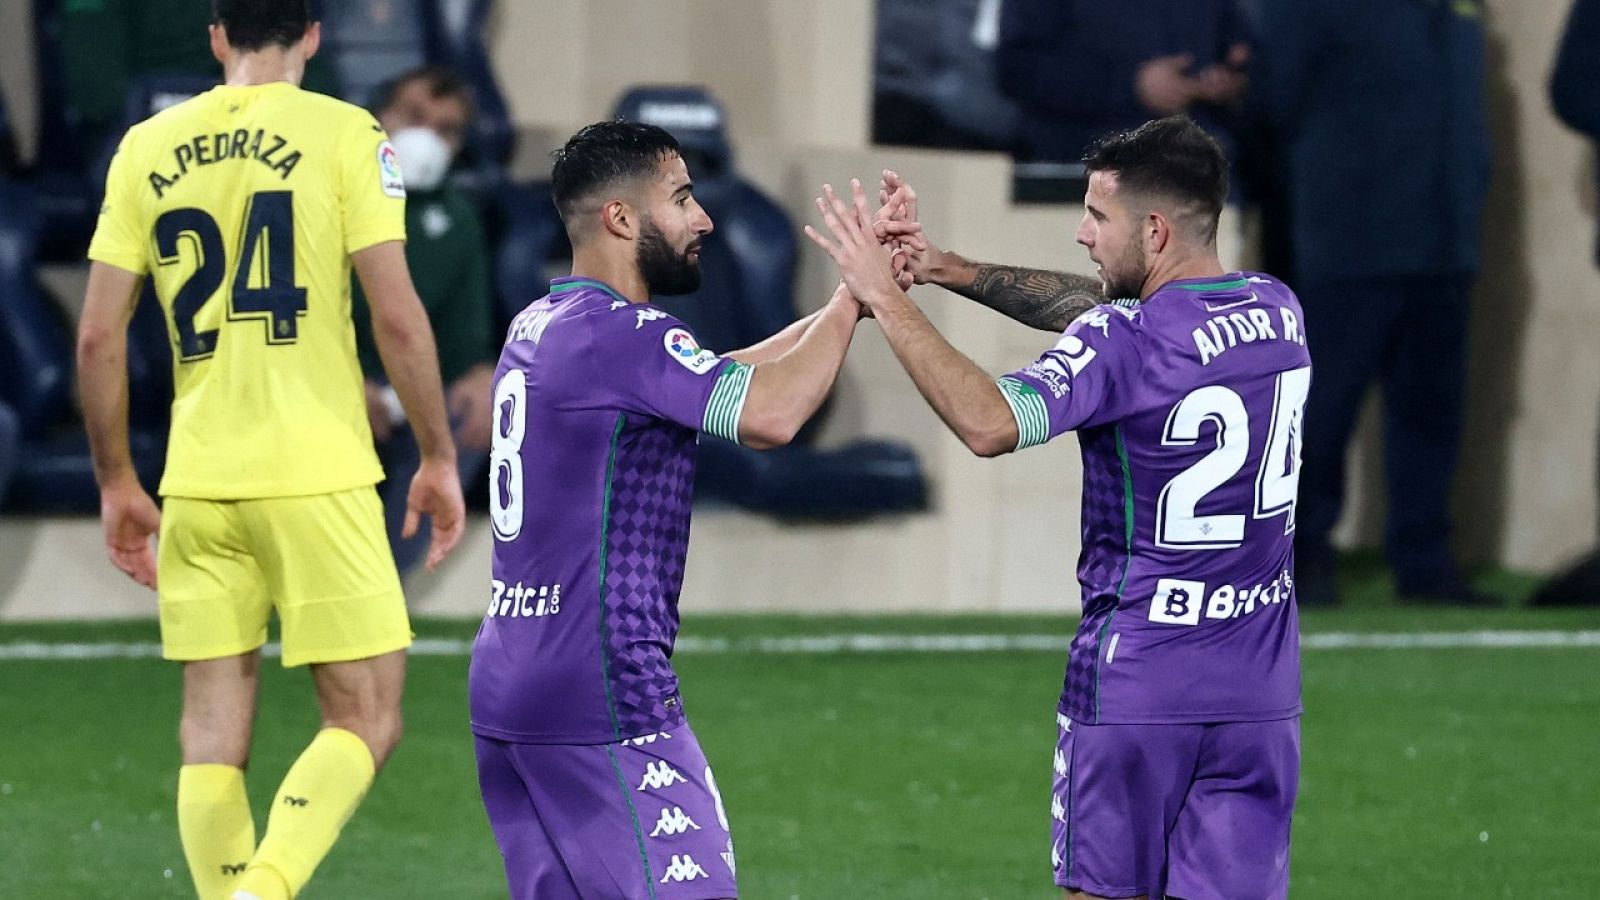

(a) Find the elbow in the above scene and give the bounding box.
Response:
[961,419,1017,459]
[738,410,800,451]
[76,323,115,367]
[965,431,1014,459]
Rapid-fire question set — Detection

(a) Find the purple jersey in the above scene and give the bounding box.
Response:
[999,273,1311,725]
[470,277,753,744]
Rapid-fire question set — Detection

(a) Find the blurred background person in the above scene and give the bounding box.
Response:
[1534,0,1600,607]
[354,65,495,575]
[994,0,1250,164]
[872,0,1021,153]
[1257,0,1495,607]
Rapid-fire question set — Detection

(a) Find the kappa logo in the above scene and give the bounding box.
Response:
[659,854,709,883]
[1057,713,1072,732]
[1051,842,1064,870]
[636,307,669,330]
[721,837,737,878]
[1053,749,1067,777]
[649,806,702,837]
[220,863,247,876]
[1051,794,1066,823]
[637,762,688,791]
[282,796,309,808]
[663,328,720,375]
[1074,310,1113,338]
[623,732,673,747]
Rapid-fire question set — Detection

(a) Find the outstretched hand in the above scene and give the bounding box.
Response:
[803,179,906,313]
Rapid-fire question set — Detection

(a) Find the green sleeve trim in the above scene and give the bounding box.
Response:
[997,376,1050,451]
[703,361,754,444]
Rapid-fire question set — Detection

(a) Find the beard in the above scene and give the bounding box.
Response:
[637,217,703,296]
[1100,239,1149,302]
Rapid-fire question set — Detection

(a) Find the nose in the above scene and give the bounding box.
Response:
[694,205,714,236]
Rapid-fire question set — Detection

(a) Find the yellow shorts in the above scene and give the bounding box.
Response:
[157,486,411,667]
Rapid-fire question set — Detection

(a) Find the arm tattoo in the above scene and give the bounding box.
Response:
[960,265,1103,333]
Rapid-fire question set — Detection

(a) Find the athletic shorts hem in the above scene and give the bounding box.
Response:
[161,638,269,662]
[1055,877,1150,898]
[280,633,412,668]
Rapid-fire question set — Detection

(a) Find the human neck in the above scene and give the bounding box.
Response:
[224,49,304,87]
[1141,247,1226,298]
[570,246,650,304]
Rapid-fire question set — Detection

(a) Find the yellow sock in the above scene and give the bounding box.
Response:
[232,728,376,900]
[177,764,256,900]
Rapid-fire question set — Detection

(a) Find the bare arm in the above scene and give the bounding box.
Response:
[871,289,1018,457]
[876,170,1100,333]
[924,250,1103,333]
[734,286,861,450]
[351,240,465,569]
[352,240,455,463]
[809,181,1018,457]
[78,261,161,588]
[725,308,824,366]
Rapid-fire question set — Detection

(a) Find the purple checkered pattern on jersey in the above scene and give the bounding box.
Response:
[1060,423,1133,724]
[600,419,697,739]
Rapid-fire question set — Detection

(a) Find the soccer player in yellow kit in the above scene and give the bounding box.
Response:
[75,2,466,898]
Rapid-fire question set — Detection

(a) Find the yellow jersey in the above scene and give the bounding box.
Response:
[89,81,406,499]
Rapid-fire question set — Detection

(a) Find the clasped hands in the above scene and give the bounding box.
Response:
[803,170,933,319]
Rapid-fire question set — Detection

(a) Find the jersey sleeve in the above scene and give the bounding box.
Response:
[575,305,754,442]
[339,112,407,255]
[86,131,150,274]
[997,305,1144,450]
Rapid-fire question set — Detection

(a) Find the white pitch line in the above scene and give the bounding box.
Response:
[1,630,1598,661]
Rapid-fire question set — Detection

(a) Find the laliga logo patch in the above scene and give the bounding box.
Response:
[378,140,406,198]
[663,328,719,375]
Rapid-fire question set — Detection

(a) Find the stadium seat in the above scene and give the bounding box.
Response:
[0,173,165,512]
[492,86,927,518]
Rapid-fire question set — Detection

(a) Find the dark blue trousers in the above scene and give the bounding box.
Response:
[1296,274,1472,591]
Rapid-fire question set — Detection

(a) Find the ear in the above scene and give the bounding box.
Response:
[208,23,229,65]
[1146,210,1172,255]
[601,199,636,241]
[301,21,322,60]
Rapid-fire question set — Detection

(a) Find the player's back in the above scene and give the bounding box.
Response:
[471,278,745,745]
[1066,273,1311,725]
[88,82,406,499]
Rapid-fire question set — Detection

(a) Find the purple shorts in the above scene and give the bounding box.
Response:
[1051,714,1299,899]
[476,724,738,900]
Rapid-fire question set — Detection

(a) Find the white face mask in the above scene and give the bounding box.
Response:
[390,126,453,191]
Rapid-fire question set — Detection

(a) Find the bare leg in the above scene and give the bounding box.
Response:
[180,651,260,766]
[309,648,407,768]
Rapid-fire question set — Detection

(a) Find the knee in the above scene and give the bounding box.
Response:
[326,708,403,770]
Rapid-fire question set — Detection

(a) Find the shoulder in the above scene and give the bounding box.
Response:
[1060,301,1148,348]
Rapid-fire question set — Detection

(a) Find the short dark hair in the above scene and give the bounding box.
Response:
[1082,116,1229,244]
[371,65,476,122]
[550,121,681,229]
[212,0,311,52]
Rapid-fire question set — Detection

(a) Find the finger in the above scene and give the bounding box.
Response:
[850,178,875,232]
[802,223,843,260]
[823,183,863,246]
[814,192,855,247]
[427,513,466,571]
[402,506,420,540]
[875,219,922,237]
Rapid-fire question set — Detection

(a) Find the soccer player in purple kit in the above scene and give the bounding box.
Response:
[810,117,1310,899]
[470,121,867,899]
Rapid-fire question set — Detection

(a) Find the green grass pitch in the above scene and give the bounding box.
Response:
[1,564,1597,898]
